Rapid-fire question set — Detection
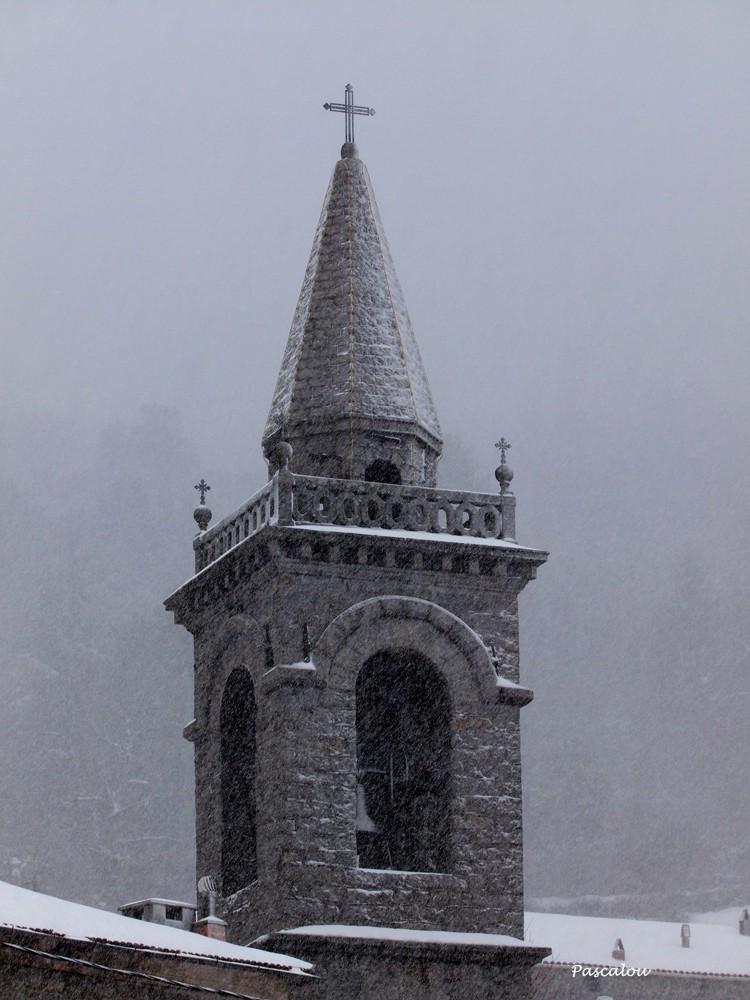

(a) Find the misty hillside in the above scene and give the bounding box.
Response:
[1,395,748,917]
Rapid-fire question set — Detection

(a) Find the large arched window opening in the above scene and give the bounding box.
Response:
[355,649,451,872]
[220,668,257,893]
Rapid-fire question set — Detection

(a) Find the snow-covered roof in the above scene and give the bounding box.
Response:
[0,880,311,973]
[11,876,746,978]
[525,909,750,977]
[119,898,196,910]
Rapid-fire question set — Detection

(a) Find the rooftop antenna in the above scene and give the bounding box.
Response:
[197,875,218,918]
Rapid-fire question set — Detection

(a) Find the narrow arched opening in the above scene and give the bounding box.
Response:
[220,668,257,893]
[364,459,402,485]
[355,649,451,872]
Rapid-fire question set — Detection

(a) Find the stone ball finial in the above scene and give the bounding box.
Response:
[193,478,212,532]
[194,504,212,533]
[494,464,514,493]
[494,438,513,493]
[275,440,293,470]
[341,141,359,159]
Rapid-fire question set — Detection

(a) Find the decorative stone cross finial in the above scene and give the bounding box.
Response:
[193,479,213,534]
[194,479,211,505]
[494,438,511,465]
[494,438,514,497]
[324,84,375,144]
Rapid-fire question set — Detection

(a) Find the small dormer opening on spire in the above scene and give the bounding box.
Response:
[364,459,401,485]
[262,87,443,487]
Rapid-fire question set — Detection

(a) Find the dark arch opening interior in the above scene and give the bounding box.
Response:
[355,649,451,872]
[364,459,402,485]
[220,668,257,893]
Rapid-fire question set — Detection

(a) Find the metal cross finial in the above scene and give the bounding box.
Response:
[495,438,512,465]
[324,83,375,144]
[194,479,211,505]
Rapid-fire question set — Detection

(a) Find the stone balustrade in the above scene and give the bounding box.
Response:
[194,478,280,572]
[194,473,514,573]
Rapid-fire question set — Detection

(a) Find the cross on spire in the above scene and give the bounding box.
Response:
[194,479,211,505]
[324,83,375,144]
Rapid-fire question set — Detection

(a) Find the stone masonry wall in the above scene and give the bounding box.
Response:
[166,524,546,947]
[268,934,546,1000]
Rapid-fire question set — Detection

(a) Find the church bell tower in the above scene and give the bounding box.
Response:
[165,88,548,982]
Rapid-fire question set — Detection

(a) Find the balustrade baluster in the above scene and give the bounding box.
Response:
[192,474,506,571]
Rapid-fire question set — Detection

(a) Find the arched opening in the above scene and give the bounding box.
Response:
[364,459,401,485]
[355,649,451,872]
[220,668,257,893]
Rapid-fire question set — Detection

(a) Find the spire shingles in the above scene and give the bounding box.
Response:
[263,148,442,486]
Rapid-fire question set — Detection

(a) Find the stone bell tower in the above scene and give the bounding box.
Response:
[165,87,549,996]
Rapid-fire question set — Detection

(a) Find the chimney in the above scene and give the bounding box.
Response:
[193,876,227,941]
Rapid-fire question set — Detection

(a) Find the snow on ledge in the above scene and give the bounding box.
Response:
[288,522,543,551]
[496,675,523,689]
[275,924,527,948]
[167,517,547,599]
[264,661,316,674]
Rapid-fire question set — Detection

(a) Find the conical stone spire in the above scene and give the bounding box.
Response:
[263,144,443,486]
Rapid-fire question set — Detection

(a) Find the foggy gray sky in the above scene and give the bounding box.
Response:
[3,0,750,912]
[3,1,749,504]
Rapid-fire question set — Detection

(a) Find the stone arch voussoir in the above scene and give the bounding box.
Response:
[315,596,497,706]
[205,613,265,732]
